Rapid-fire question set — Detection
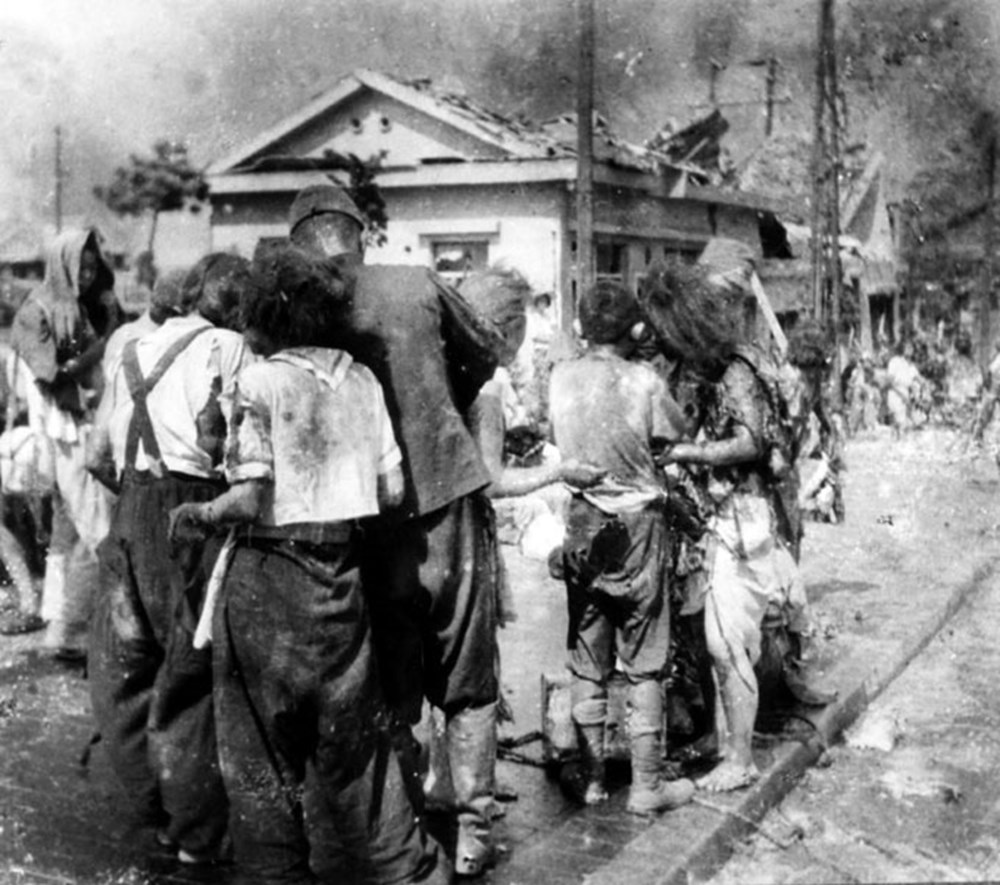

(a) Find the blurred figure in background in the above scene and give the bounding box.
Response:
[11,227,121,660]
[102,268,188,379]
[884,340,923,436]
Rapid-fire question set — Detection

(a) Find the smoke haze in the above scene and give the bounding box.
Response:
[1,0,999,227]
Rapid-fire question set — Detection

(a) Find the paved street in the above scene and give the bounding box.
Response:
[1,426,998,884]
[707,524,1000,883]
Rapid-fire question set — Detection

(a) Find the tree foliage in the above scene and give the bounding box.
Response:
[94,140,209,252]
[320,149,389,248]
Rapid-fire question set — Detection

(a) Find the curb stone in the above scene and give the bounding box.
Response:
[583,558,997,885]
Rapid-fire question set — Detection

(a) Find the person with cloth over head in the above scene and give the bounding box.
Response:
[85,253,255,865]
[287,182,506,877]
[11,227,122,660]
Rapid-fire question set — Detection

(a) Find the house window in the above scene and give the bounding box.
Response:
[431,240,489,284]
[663,244,699,264]
[596,241,626,282]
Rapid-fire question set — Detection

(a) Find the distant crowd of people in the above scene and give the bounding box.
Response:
[842,329,1000,441]
[0,184,859,884]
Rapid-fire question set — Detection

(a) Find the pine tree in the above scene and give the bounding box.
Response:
[94,140,209,259]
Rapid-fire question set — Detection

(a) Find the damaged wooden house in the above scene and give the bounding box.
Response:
[206,68,794,329]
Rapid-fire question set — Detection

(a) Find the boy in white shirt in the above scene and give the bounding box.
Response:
[169,247,444,885]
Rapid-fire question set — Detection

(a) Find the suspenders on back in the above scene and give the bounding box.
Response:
[121,326,212,478]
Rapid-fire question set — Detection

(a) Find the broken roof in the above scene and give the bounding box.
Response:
[645,109,730,170]
[211,68,683,177]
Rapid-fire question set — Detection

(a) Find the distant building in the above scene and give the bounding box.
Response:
[206,68,792,328]
[0,221,45,281]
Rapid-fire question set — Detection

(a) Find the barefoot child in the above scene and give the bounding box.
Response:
[641,259,810,792]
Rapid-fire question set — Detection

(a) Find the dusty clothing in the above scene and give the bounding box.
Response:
[102,311,158,384]
[550,350,683,693]
[13,229,120,414]
[103,314,252,478]
[549,350,685,514]
[562,499,672,684]
[91,313,251,854]
[40,433,110,649]
[217,347,434,883]
[365,493,499,723]
[90,472,228,854]
[225,348,400,525]
[463,375,518,626]
[333,255,501,519]
[703,359,772,498]
[703,493,809,694]
[215,538,434,885]
[324,256,502,740]
[697,359,810,690]
[12,230,120,651]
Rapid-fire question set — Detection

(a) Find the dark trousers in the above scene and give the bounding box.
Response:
[89,472,228,855]
[215,538,436,885]
[364,494,499,725]
[562,500,672,685]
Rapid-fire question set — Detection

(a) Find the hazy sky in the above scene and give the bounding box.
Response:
[0,0,821,218]
[2,0,998,228]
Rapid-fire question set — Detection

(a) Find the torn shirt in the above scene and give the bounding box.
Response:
[550,351,685,514]
[226,346,401,526]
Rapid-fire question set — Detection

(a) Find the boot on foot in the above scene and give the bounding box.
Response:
[626,777,695,816]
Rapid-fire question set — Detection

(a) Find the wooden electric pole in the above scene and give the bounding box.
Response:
[810,0,846,393]
[764,57,778,137]
[54,125,64,234]
[708,59,726,108]
[572,0,595,335]
[809,0,826,322]
[825,1,844,345]
[981,132,996,370]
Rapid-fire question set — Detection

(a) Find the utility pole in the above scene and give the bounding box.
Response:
[54,125,64,234]
[572,0,595,335]
[809,0,826,321]
[810,0,846,391]
[825,3,844,347]
[764,56,778,137]
[708,58,726,108]
[981,131,996,370]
